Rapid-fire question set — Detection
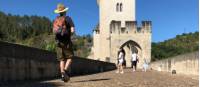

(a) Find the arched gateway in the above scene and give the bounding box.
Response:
[89,0,152,68]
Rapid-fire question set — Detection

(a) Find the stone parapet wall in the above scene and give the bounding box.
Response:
[150,51,199,75]
[0,41,59,82]
[71,57,116,76]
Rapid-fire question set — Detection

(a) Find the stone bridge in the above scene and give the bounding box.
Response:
[0,41,198,87]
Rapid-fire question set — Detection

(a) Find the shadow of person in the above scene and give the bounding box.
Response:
[71,78,111,83]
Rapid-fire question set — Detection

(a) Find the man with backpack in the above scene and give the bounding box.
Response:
[53,3,75,82]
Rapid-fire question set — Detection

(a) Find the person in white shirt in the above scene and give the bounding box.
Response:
[131,52,139,72]
[121,48,126,68]
[116,48,124,74]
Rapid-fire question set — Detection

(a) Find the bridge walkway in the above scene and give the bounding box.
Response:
[2,69,198,87]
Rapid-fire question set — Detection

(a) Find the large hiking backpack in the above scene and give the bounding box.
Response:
[53,16,67,36]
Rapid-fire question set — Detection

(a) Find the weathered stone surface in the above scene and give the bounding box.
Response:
[0,41,116,82]
[150,51,199,76]
[2,69,198,87]
[0,41,59,82]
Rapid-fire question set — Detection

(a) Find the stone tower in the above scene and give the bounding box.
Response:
[91,0,151,68]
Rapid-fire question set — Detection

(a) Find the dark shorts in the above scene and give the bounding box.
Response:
[56,42,74,61]
[132,61,137,67]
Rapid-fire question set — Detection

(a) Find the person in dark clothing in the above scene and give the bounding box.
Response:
[121,48,126,68]
[131,52,139,72]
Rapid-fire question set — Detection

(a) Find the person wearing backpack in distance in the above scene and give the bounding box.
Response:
[53,3,75,82]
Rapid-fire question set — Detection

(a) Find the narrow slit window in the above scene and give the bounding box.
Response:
[120,3,123,12]
[116,3,119,12]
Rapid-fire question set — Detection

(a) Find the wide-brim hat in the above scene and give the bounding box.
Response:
[54,3,69,14]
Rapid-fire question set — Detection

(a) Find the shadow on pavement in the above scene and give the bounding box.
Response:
[0,80,64,87]
[71,78,111,83]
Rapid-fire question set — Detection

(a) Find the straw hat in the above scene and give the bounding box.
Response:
[54,3,69,14]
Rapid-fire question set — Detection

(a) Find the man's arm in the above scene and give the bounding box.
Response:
[67,16,75,34]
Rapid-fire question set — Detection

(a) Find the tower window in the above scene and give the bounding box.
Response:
[120,3,123,12]
[116,3,119,12]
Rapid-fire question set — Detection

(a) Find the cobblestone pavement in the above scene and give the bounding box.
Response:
[2,69,199,87]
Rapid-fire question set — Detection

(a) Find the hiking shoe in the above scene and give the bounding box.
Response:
[63,74,70,82]
[63,70,70,82]
[61,72,70,82]
[61,76,65,81]
[61,72,65,81]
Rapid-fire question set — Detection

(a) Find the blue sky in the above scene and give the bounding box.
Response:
[0,0,198,42]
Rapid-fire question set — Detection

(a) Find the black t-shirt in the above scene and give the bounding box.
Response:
[56,16,75,44]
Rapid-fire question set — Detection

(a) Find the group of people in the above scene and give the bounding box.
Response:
[116,48,149,74]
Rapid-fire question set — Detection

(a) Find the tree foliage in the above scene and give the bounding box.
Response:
[0,11,93,58]
[151,32,199,61]
[0,11,52,42]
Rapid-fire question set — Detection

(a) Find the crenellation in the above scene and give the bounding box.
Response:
[142,21,152,33]
[106,21,152,35]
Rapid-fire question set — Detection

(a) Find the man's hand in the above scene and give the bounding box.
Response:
[71,27,75,34]
[71,27,76,41]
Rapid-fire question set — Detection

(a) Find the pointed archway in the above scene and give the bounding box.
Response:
[119,40,142,67]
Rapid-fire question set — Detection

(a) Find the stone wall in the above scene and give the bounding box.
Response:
[71,57,116,76]
[0,41,116,82]
[0,41,59,82]
[150,51,199,75]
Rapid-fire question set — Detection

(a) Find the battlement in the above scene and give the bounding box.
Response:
[142,21,152,31]
[93,23,100,34]
[93,21,152,35]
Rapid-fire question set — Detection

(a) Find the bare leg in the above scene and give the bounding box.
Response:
[64,58,72,71]
[133,66,136,72]
[60,60,65,73]
[144,65,147,72]
[118,64,120,71]
[135,64,137,70]
[120,65,124,74]
[60,59,71,82]
[116,64,120,73]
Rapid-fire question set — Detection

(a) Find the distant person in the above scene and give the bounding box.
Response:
[53,3,75,82]
[131,52,139,72]
[121,48,126,68]
[142,59,149,72]
[116,48,124,74]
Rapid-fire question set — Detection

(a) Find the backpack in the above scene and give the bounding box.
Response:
[53,16,67,36]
